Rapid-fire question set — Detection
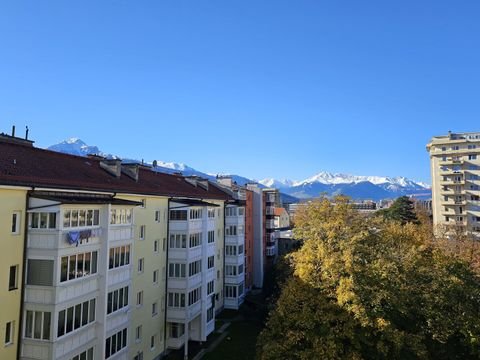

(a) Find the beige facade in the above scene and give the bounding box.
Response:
[0,187,28,360]
[427,131,480,237]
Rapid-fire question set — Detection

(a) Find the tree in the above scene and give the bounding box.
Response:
[257,197,480,360]
[379,196,418,224]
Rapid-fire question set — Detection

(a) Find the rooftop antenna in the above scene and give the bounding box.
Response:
[12,125,15,137]
[25,126,29,140]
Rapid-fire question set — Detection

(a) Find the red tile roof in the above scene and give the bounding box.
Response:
[274,207,287,216]
[0,141,230,200]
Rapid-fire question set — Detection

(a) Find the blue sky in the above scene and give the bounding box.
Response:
[1,1,479,183]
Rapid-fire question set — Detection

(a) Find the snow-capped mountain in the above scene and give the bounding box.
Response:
[46,139,431,201]
[258,178,296,189]
[48,138,110,158]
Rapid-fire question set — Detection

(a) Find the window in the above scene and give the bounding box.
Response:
[168,292,186,308]
[238,207,245,216]
[109,208,132,225]
[64,209,100,228]
[11,212,20,234]
[188,260,201,277]
[226,265,237,276]
[154,240,159,253]
[30,212,56,229]
[136,291,143,306]
[208,209,215,218]
[238,245,244,254]
[207,256,214,269]
[4,321,13,345]
[226,245,237,256]
[169,323,185,338]
[225,226,237,236]
[57,299,95,338]
[163,238,166,251]
[169,210,187,221]
[134,352,144,360]
[8,265,18,290]
[189,209,202,220]
[188,287,201,306]
[27,260,54,286]
[105,328,127,359]
[207,280,214,295]
[139,225,146,240]
[189,233,202,248]
[452,145,460,151]
[441,146,447,151]
[168,263,186,278]
[153,270,159,284]
[238,264,244,274]
[469,154,477,160]
[169,234,187,249]
[152,302,158,316]
[208,230,215,243]
[108,246,130,269]
[207,306,214,323]
[107,286,129,314]
[138,258,144,273]
[155,210,161,222]
[225,285,237,298]
[225,207,237,217]
[135,325,142,342]
[61,251,98,282]
[150,334,156,350]
[25,311,51,340]
[71,347,94,360]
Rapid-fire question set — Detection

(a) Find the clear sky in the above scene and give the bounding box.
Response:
[1,1,479,183]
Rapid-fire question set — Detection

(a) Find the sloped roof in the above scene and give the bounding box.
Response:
[0,141,230,200]
[274,207,288,216]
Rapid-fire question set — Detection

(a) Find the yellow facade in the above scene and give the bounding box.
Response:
[123,194,169,360]
[0,187,28,360]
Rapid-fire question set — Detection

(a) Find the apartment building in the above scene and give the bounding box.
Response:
[263,189,280,263]
[215,177,247,310]
[246,184,264,288]
[0,135,231,360]
[427,131,480,238]
[0,135,31,360]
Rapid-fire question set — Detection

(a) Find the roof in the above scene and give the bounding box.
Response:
[0,141,231,201]
[29,192,142,206]
[274,207,288,216]
[170,199,221,207]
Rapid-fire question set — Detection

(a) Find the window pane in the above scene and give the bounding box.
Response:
[42,312,51,340]
[74,304,82,329]
[34,311,42,338]
[66,307,74,333]
[82,301,89,326]
[57,310,65,337]
[25,311,33,338]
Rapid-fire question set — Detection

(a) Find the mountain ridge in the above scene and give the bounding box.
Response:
[46,138,431,201]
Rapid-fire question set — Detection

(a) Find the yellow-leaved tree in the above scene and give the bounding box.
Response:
[257,196,480,360]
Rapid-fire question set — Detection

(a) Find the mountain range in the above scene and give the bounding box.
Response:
[46,138,431,201]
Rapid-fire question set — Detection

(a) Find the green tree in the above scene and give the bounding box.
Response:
[380,196,418,224]
[257,197,480,360]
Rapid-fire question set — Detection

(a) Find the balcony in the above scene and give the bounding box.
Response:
[28,227,102,251]
[225,273,245,286]
[166,301,201,322]
[225,234,244,246]
[265,220,275,229]
[224,295,245,310]
[266,245,276,257]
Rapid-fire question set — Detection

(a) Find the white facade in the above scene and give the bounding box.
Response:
[21,194,137,360]
[165,202,219,351]
[224,205,245,310]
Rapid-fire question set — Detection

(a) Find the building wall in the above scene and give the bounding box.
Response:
[246,185,264,288]
[427,132,480,237]
[244,190,254,291]
[125,195,169,360]
[0,187,27,360]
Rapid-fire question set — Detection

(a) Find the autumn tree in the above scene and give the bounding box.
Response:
[257,197,480,360]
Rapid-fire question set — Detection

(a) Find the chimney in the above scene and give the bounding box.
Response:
[12,125,15,137]
[217,177,233,188]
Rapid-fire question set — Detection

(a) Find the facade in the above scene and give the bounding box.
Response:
[273,207,290,229]
[243,189,254,291]
[246,184,264,288]
[263,189,280,263]
[0,135,234,360]
[0,185,28,360]
[427,131,480,238]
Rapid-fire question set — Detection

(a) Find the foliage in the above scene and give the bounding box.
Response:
[257,197,480,360]
[378,196,418,224]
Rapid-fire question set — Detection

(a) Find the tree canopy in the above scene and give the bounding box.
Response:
[257,197,480,360]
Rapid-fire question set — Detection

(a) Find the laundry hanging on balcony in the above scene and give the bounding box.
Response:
[66,231,80,245]
[79,229,92,241]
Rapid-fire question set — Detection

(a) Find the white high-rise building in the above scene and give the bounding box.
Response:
[427,131,480,238]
